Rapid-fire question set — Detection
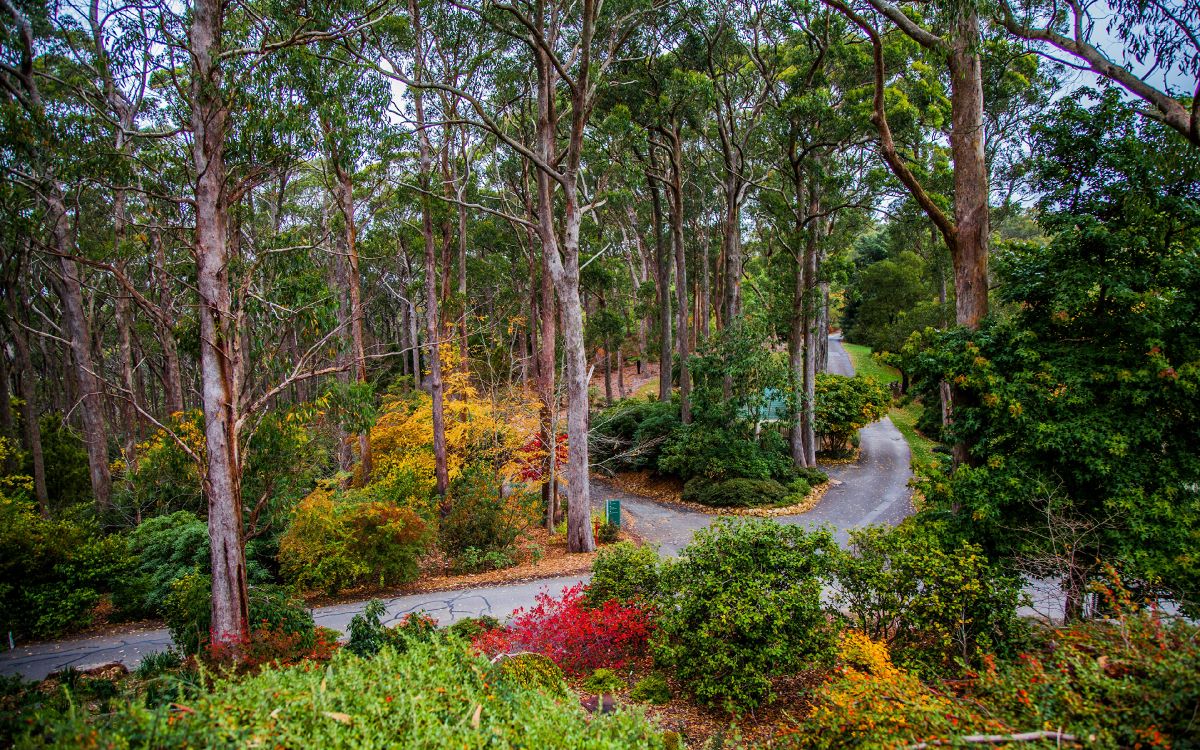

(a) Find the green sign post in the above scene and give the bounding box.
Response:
[605,499,621,528]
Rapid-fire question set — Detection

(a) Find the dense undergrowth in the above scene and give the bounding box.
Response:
[6,519,1197,749]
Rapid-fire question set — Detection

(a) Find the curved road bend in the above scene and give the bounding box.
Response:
[0,334,912,680]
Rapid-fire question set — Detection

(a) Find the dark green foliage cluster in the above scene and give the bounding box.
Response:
[682,477,788,507]
[629,673,671,705]
[653,520,838,713]
[162,572,315,655]
[345,599,438,658]
[18,638,668,748]
[585,542,666,607]
[833,521,1028,675]
[440,462,537,571]
[687,323,790,428]
[590,398,681,473]
[908,97,1200,613]
[0,496,141,638]
[658,425,797,484]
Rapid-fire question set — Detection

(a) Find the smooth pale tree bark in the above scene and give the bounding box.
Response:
[996,0,1200,148]
[410,0,449,500]
[150,228,185,414]
[50,197,112,511]
[789,187,820,468]
[329,151,371,480]
[650,181,672,403]
[538,245,559,530]
[664,127,691,424]
[189,0,250,646]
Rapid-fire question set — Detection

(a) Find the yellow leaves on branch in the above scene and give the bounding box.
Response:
[368,347,543,509]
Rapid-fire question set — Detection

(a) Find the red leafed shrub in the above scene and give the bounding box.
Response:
[205,625,340,673]
[472,583,654,674]
[516,433,569,482]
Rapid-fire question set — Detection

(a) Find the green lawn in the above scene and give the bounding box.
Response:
[889,398,942,472]
[841,341,900,385]
[840,340,941,471]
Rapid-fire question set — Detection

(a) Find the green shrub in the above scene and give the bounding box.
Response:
[597,521,620,544]
[782,478,811,505]
[832,521,1028,676]
[278,490,428,594]
[20,637,669,748]
[815,373,891,454]
[456,546,517,573]
[440,462,537,567]
[586,542,665,607]
[162,572,315,655]
[133,649,183,680]
[582,668,625,695]
[793,466,829,486]
[629,673,671,705]
[345,599,389,657]
[681,477,788,508]
[446,615,501,641]
[493,652,569,697]
[654,519,838,713]
[0,495,140,638]
[658,425,796,484]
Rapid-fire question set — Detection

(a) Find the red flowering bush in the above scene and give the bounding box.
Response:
[472,583,655,674]
[204,624,340,672]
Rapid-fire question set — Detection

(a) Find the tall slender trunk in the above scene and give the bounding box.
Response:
[410,0,449,499]
[534,41,592,554]
[332,162,370,480]
[650,182,672,402]
[789,245,808,467]
[50,194,112,511]
[151,228,185,414]
[699,229,711,341]
[538,249,558,531]
[722,174,743,325]
[190,0,249,647]
[667,129,691,424]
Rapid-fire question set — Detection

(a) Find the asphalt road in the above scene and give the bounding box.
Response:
[0,334,913,681]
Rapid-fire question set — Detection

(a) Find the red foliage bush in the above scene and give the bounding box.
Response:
[204,625,340,672]
[516,433,569,482]
[472,583,654,674]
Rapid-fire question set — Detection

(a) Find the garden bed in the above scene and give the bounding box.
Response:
[598,470,834,517]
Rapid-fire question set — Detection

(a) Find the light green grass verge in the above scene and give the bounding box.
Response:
[841,341,941,471]
[889,399,941,473]
[841,342,900,385]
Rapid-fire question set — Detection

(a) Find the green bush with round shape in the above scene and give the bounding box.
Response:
[682,477,788,508]
[447,615,501,641]
[20,637,669,748]
[629,673,671,705]
[582,668,625,695]
[654,519,838,713]
[585,542,665,607]
[493,652,569,698]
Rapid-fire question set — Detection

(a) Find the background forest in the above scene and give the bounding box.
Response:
[2,0,1199,746]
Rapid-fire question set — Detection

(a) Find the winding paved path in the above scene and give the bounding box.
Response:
[0,335,912,680]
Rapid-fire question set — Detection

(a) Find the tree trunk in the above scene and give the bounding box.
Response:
[800,191,820,466]
[667,129,691,423]
[50,194,112,511]
[151,228,185,414]
[333,164,370,480]
[190,0,249,648]
[699,229,711,341]
[410,0,449,500]
[538,248,558,531]
[947,12,990,331]
[650,182,672,402]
